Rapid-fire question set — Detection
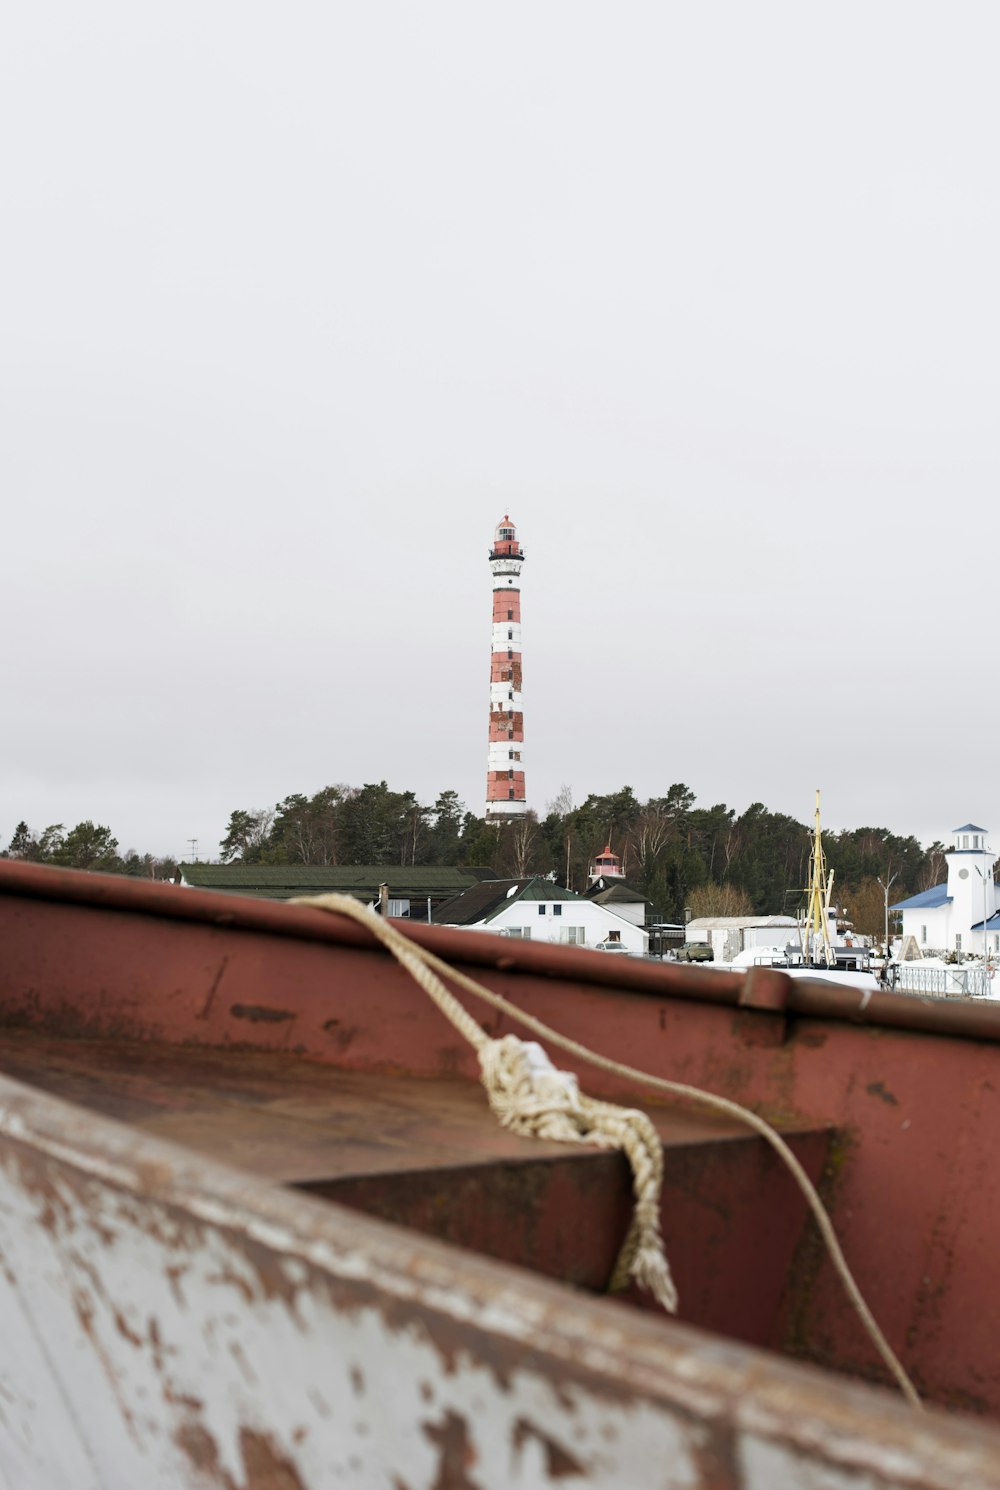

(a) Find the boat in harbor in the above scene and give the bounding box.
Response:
[698,794,879,993]
[3,857,1000,1488]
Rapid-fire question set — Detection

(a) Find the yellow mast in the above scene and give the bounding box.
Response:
[801,789,834,967]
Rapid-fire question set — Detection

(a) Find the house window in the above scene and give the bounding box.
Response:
[553,904,562,916]
[538,904,546,916]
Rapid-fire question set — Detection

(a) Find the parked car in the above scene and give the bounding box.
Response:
[674,943,714,962]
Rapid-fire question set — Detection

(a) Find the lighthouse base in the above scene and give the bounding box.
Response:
[485,802,529,821]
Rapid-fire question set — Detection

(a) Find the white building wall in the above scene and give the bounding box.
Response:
[900,903,958,954]
[455,900,648,956]
[946,848,998,952]
[743,923,799,950]
[487,743,525,768]
[491,624,522,649]
[599,902,646,926]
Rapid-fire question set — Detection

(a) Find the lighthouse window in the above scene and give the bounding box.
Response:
[507,610,513,620]
[508,788,515,798]
[507,769,514,779]
[507,728,513,738]
[507,630,513,640]
[507,649,513,659]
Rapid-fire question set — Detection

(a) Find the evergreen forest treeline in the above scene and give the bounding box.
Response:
[3,782,950,937]
[1,820,178,881]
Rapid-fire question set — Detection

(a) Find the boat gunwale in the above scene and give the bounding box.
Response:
[4,859,1000,1045]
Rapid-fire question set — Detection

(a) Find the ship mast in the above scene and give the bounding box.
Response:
[801,789,835,967]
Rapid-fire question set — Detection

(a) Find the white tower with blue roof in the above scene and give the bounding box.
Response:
[894,822,999,957]
[946,824,998,956]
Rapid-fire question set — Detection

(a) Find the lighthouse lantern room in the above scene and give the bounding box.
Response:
[486,516,527,819]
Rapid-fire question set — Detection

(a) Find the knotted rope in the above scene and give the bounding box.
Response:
[477,1035,677,1310]
[292,893,920,1408]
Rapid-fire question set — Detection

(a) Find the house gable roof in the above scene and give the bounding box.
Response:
[685,915,797,930]
[891,883,952,911]
[433,877,584,927]
[583,880,651,908]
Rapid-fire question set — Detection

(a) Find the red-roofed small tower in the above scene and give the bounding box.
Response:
[486,515,527,819]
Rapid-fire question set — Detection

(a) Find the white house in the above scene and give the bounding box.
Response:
[892,823,1000,958]
[433,877,649,956]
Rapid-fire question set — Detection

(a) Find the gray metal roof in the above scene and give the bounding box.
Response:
[685,915,798,930]
[178,864,493,902]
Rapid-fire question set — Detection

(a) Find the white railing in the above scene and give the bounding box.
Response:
[891,964,996,999]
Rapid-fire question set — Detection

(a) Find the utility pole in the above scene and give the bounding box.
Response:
[877,869,898,957]
[974,860,992,968]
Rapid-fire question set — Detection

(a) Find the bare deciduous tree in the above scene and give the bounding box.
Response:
[687,882,754,918]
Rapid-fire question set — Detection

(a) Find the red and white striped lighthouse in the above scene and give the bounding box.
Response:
[486,515,527,819]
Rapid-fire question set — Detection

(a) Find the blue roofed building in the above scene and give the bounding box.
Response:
[892,824,999,957]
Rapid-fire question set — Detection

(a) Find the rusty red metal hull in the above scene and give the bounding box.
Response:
[3,860,1000,1487]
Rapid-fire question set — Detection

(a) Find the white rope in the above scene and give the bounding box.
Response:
[477,1035,677,1311]
[292,893,921,1408]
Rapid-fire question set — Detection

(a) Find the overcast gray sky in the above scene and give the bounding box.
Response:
[3,3,998,860]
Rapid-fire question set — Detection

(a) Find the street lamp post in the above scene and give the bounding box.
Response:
[877,870,898,959]
[974,860,993,971]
